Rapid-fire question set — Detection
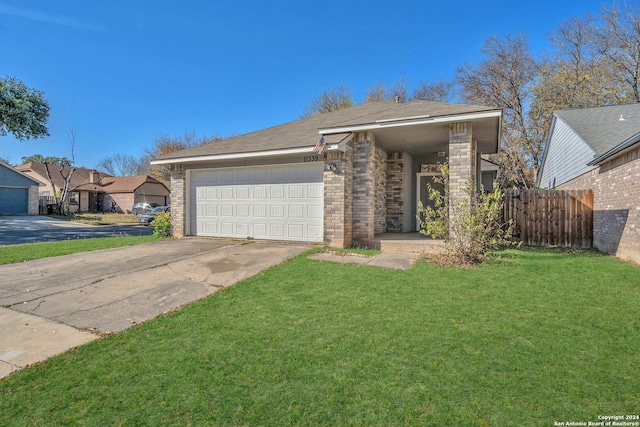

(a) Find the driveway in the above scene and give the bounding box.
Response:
[0,215,153,245]
[0,238,310,378]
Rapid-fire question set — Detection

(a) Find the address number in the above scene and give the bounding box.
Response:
[304,155,319,162]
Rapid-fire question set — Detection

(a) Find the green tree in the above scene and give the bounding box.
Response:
[0,76,50,141]
[21,154,72,166]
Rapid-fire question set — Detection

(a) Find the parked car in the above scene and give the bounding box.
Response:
[138,206,170,225]
[131,202,159,215]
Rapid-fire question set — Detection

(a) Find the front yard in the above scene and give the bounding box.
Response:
[0,248,638,426]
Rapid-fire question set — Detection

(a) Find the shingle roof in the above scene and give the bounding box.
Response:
[16,163,111,190]
[154,100,499,162]
[82,175,167,193]
[555,103,640,157]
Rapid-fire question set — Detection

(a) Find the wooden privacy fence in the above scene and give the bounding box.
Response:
[502,189,593,248]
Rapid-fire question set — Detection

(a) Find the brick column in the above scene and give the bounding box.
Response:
[448,122,476,220]
[352,131,376,245]
[323,141,353,248]
[170,166,186,238]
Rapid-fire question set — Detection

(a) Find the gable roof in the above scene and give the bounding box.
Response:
[152,100,501,163]
[16,162,111,190]
[0,161,44,187]
[554,103,640,158]
[76,175,169,193]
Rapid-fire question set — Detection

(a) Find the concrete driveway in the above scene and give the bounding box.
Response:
[0,238,310,378]
[0,215,153,245]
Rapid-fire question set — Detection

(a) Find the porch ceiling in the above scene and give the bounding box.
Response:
[371,116,501,155]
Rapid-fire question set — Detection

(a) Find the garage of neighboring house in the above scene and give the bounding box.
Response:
[191,163,324,242]
[0,162,42,215]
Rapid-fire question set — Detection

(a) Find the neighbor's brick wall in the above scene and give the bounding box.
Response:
[559,145,640,264]
[170,168,186,238]
[323,140,353,248]
[373,146,387,234]
[352,132,376,245]
[386,152,404,232]
[110,193,135,213]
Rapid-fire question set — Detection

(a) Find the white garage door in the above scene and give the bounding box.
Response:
[190,163,324,242]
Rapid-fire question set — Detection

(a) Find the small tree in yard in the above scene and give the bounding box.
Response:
[152,212,172,238]
[417,162,516,265]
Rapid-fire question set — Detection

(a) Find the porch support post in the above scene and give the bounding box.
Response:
[448,122,477,222]
[352,131,376,246]
[323,141,353,248]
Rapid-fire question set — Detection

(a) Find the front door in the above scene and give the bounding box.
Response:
[416,174,445,230]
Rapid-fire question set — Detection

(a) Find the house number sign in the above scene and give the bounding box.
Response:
[420,164,440,173]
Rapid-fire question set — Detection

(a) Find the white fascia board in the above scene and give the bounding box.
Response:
[318,110,502,134]
[150,144,341,165]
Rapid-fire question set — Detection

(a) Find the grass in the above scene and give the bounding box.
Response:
[50,213,138,225]
[0,236,160,264]
[0,248,638,425]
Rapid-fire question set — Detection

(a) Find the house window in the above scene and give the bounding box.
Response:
[42,191,50,196]
[69,192,80,205]
[481,171,497,192]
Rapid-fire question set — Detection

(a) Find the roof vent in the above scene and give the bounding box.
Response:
[395,95,400,103]
[619,114,626,121]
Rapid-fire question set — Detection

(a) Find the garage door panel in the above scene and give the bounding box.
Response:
[191,164,323,242]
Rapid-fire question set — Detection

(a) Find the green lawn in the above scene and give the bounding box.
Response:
[1,248,638,426]
[0,236,160,264]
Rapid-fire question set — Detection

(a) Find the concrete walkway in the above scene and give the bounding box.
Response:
[0,239,309,378]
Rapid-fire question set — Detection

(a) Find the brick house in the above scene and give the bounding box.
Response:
[16,162,170,214]
[537,104,640,264]
[152,101,502,248]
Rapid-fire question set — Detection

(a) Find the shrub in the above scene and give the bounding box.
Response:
[152,212,172,238]
[417,162,516,265]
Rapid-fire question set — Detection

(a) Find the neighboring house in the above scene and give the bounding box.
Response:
[151,100,502,248]
[537,103,640,264]
[16,162,170,213]
[0,161,42,215]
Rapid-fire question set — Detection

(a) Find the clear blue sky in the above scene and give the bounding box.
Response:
[0,0,605,168]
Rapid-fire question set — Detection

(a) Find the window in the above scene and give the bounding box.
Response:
[69,192,79,205]
[42,191,50,196]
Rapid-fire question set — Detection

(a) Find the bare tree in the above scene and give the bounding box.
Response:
[141,130,225,181]
[365,78,410,103]
[457,33,540,188]
[44,129,77,215]
[96,153,143,176]
[413,79,457,102]
[594,2,640,102]
[300,84,354,118]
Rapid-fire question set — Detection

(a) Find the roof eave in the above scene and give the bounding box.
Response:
[588,131,640,166]
[317,110,502,134]
[150,141,346,166]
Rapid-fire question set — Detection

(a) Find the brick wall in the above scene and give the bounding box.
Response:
[448,122,476,221]
[170,168,186,238]
[323,141,353,247]
[110,193,135,213]
[559,145,640,264]
[374,146,387,234]
[28,186,39,215]
[352,132,376,245]
[386,152,404,232]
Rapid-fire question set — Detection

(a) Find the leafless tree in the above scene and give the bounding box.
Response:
[44,129,78,215]
[413,79,458,102]
[457,33,540,188]
[300,84,354,118]
[96,153,144,176]
[365,78,410,103]
[141,130,225,181]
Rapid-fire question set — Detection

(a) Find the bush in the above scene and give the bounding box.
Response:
[417,162,516,265]
[151,212,172,238]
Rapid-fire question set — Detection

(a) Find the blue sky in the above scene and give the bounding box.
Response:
[0,0,605,168]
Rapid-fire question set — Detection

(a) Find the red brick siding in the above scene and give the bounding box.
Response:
[559,145,640,264]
